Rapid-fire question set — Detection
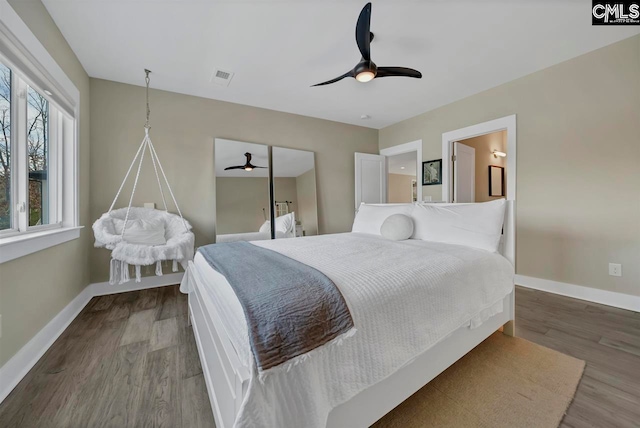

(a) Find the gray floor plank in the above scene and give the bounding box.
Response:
[598,335,640,357]
[157,285,179,320]
[86,341,148,428]
[150,317,180,352]
[120,308,157,347]
[181,374,216,428]
[131,288,159,312]
[179,323,204,380]
[89,294,116,312]
[136,346,181,428]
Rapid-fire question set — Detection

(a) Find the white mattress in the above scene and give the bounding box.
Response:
[183,232,514,428]
[215,230,290,243]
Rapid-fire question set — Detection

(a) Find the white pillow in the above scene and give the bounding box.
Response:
[258,220,270,233]
[258,213,295,234]
[352,203,414,236]
[411,200,506,252]
[380,214,414,241]
[275,212,294,233]
[114,218,166,246]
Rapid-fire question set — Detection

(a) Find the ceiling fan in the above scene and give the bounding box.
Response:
[224,153,267,171]
[312,2,422,87]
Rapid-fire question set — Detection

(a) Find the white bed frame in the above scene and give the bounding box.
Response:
[187,201,516,428]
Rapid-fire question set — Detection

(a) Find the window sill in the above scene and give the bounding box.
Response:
[0,226,84,264]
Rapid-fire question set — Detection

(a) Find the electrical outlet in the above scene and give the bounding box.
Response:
[609,263,622,277]
[144,202,155,209]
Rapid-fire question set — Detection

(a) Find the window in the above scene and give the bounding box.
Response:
[0,57,61,235]
[0,2,80,263]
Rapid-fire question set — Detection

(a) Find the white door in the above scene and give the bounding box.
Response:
[453,142,475,203]
[355,153,387,209]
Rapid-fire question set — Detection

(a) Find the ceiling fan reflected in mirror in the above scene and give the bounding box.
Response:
[224,152,267,171]
[312,2,422,87]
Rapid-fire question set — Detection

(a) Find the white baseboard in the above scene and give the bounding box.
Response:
[91,272,184,296]
[0,272,184,405]
[0,284,93,404]
[515,274,640,313]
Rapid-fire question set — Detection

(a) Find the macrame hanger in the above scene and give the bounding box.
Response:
[107,69,189,236]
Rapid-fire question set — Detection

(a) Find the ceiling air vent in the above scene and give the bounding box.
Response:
[211,68,234,87]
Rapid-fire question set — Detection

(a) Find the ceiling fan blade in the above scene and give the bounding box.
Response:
[376,67,422,79]
[224,165,246,170]
[252,166,268,169]
[311,70,354,87]
[355,2,372,60]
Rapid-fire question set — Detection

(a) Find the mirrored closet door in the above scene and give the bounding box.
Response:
[215,139,271,243]
[214,139,318,242]
[272,147,318,239]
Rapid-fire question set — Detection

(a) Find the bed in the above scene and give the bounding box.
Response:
[181,200,516,428]
[215,212,296,243]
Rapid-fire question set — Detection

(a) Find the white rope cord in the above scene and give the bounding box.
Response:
[108,137,147,213]
[147,131,168,211]
[147,139,189,231]
[121,134,149,238]
[108,69,189,238]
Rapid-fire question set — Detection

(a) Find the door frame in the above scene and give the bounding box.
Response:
[441,115,516,203]
[380,140,423,203]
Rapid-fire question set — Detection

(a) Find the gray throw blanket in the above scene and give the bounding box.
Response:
[198,242,354,371]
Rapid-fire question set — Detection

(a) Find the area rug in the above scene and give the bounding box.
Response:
[373,332,585,428]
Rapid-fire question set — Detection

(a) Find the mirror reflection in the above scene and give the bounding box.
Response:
[215,139,271,242]
[272,147,318,238]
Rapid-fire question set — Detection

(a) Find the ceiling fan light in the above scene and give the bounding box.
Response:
[244,166,253,171]
[356,71,375,82]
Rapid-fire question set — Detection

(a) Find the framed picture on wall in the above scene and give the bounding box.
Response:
[422,159,442,186]
[489,165,505,197]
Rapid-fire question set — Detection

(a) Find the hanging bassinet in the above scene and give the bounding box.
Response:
[93,70,195,285]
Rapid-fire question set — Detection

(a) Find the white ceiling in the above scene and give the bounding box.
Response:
[42,1,639,129]
[387,151,416,176]
[215,139,314,178]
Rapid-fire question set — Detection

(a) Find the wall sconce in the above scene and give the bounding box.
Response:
[493,150,506,158]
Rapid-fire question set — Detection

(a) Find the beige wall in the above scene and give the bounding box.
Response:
[216,177,270,234]
[388,173,414,203]
[380,35,640,297]
[0,0,91,366]
[296,168,318,236]
[90,78,378,282]
[274,177,299,221]
[458,131,507,202]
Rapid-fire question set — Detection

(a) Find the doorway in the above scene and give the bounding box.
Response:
[441,115,516,203]
[452,130,507,203]
[380,139,423,203]
[387,151,417,203]
[354,140,422,208]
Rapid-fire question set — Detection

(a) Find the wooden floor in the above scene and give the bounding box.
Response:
[516,286,640,428]
[0,285,639,427]
[0,285,214,428]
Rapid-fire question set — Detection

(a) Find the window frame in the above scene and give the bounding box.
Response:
[0,54,63,237]
[0,0,81,263]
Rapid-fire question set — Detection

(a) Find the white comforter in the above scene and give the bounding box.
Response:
[182,232,514,428]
